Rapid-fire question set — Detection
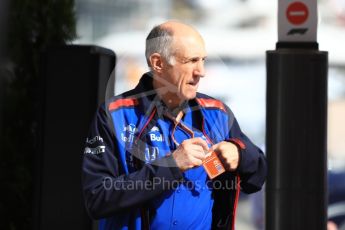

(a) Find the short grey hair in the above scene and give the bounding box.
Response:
[145,25,175,67]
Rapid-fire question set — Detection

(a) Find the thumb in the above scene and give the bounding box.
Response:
[210,142,220,152]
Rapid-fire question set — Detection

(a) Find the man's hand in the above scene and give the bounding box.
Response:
[172,137,209,172]
[211,141,240,171]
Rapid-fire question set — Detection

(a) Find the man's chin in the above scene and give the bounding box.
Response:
[183,93,197,101]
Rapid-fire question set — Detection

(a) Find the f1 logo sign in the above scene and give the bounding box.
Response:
[287,28,308,35]
[278,0,317,42]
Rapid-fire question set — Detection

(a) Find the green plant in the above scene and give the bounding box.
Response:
[1,1,76,229]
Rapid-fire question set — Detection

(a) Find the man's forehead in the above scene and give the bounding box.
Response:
[173,35,203,44]
[171,35,206,56]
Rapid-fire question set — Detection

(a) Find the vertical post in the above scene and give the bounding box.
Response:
[0,0,9,175]
[266,48,328,230]
[266,0,328,229]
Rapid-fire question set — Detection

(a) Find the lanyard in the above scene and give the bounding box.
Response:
[163,110,194,147]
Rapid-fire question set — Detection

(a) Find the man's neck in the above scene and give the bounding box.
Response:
[152,76,183,110]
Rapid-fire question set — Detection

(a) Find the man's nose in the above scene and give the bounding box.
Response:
[194,61,205,77]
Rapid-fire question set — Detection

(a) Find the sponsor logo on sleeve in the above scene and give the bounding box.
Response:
[121,124,137,143]
[84,146,106,155]
[86,136,104,144]
[84,135,106,155]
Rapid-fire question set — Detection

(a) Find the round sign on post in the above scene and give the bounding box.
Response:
[278,0,317,43]
[286,1,309,25]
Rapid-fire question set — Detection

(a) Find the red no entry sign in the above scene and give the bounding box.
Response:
[286,1,309,25]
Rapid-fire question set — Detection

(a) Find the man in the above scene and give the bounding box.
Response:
[82,21,267,230]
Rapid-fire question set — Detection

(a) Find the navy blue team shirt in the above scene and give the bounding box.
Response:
[82,72,267,230]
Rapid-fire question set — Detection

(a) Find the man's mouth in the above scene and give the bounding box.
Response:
[188,80,199,86]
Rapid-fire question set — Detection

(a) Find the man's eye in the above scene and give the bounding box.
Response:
[190,58,200,63]
[183,57,206,64]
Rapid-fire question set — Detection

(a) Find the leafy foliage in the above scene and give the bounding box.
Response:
[1,0,76,229]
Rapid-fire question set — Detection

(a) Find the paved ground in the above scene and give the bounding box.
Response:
[236,197,256,230]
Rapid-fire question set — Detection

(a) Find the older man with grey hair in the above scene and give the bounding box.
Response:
[82,21,267,230]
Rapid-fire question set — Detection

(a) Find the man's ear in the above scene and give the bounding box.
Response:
[149,53,164,73]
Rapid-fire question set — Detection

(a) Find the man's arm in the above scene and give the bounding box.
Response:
[82,105,183,219]
[227,117,267,193]
[212,107,267,194]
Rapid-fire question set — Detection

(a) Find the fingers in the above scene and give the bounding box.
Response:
[182,137,209,152]
[185,154,203,168]
[172,149,203,172]
[180,138,207,161]
[172,137,210,172]
[210,142,219,152]
[190,137,209,152]
[211,141,239,171]
[172,139,240,172]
